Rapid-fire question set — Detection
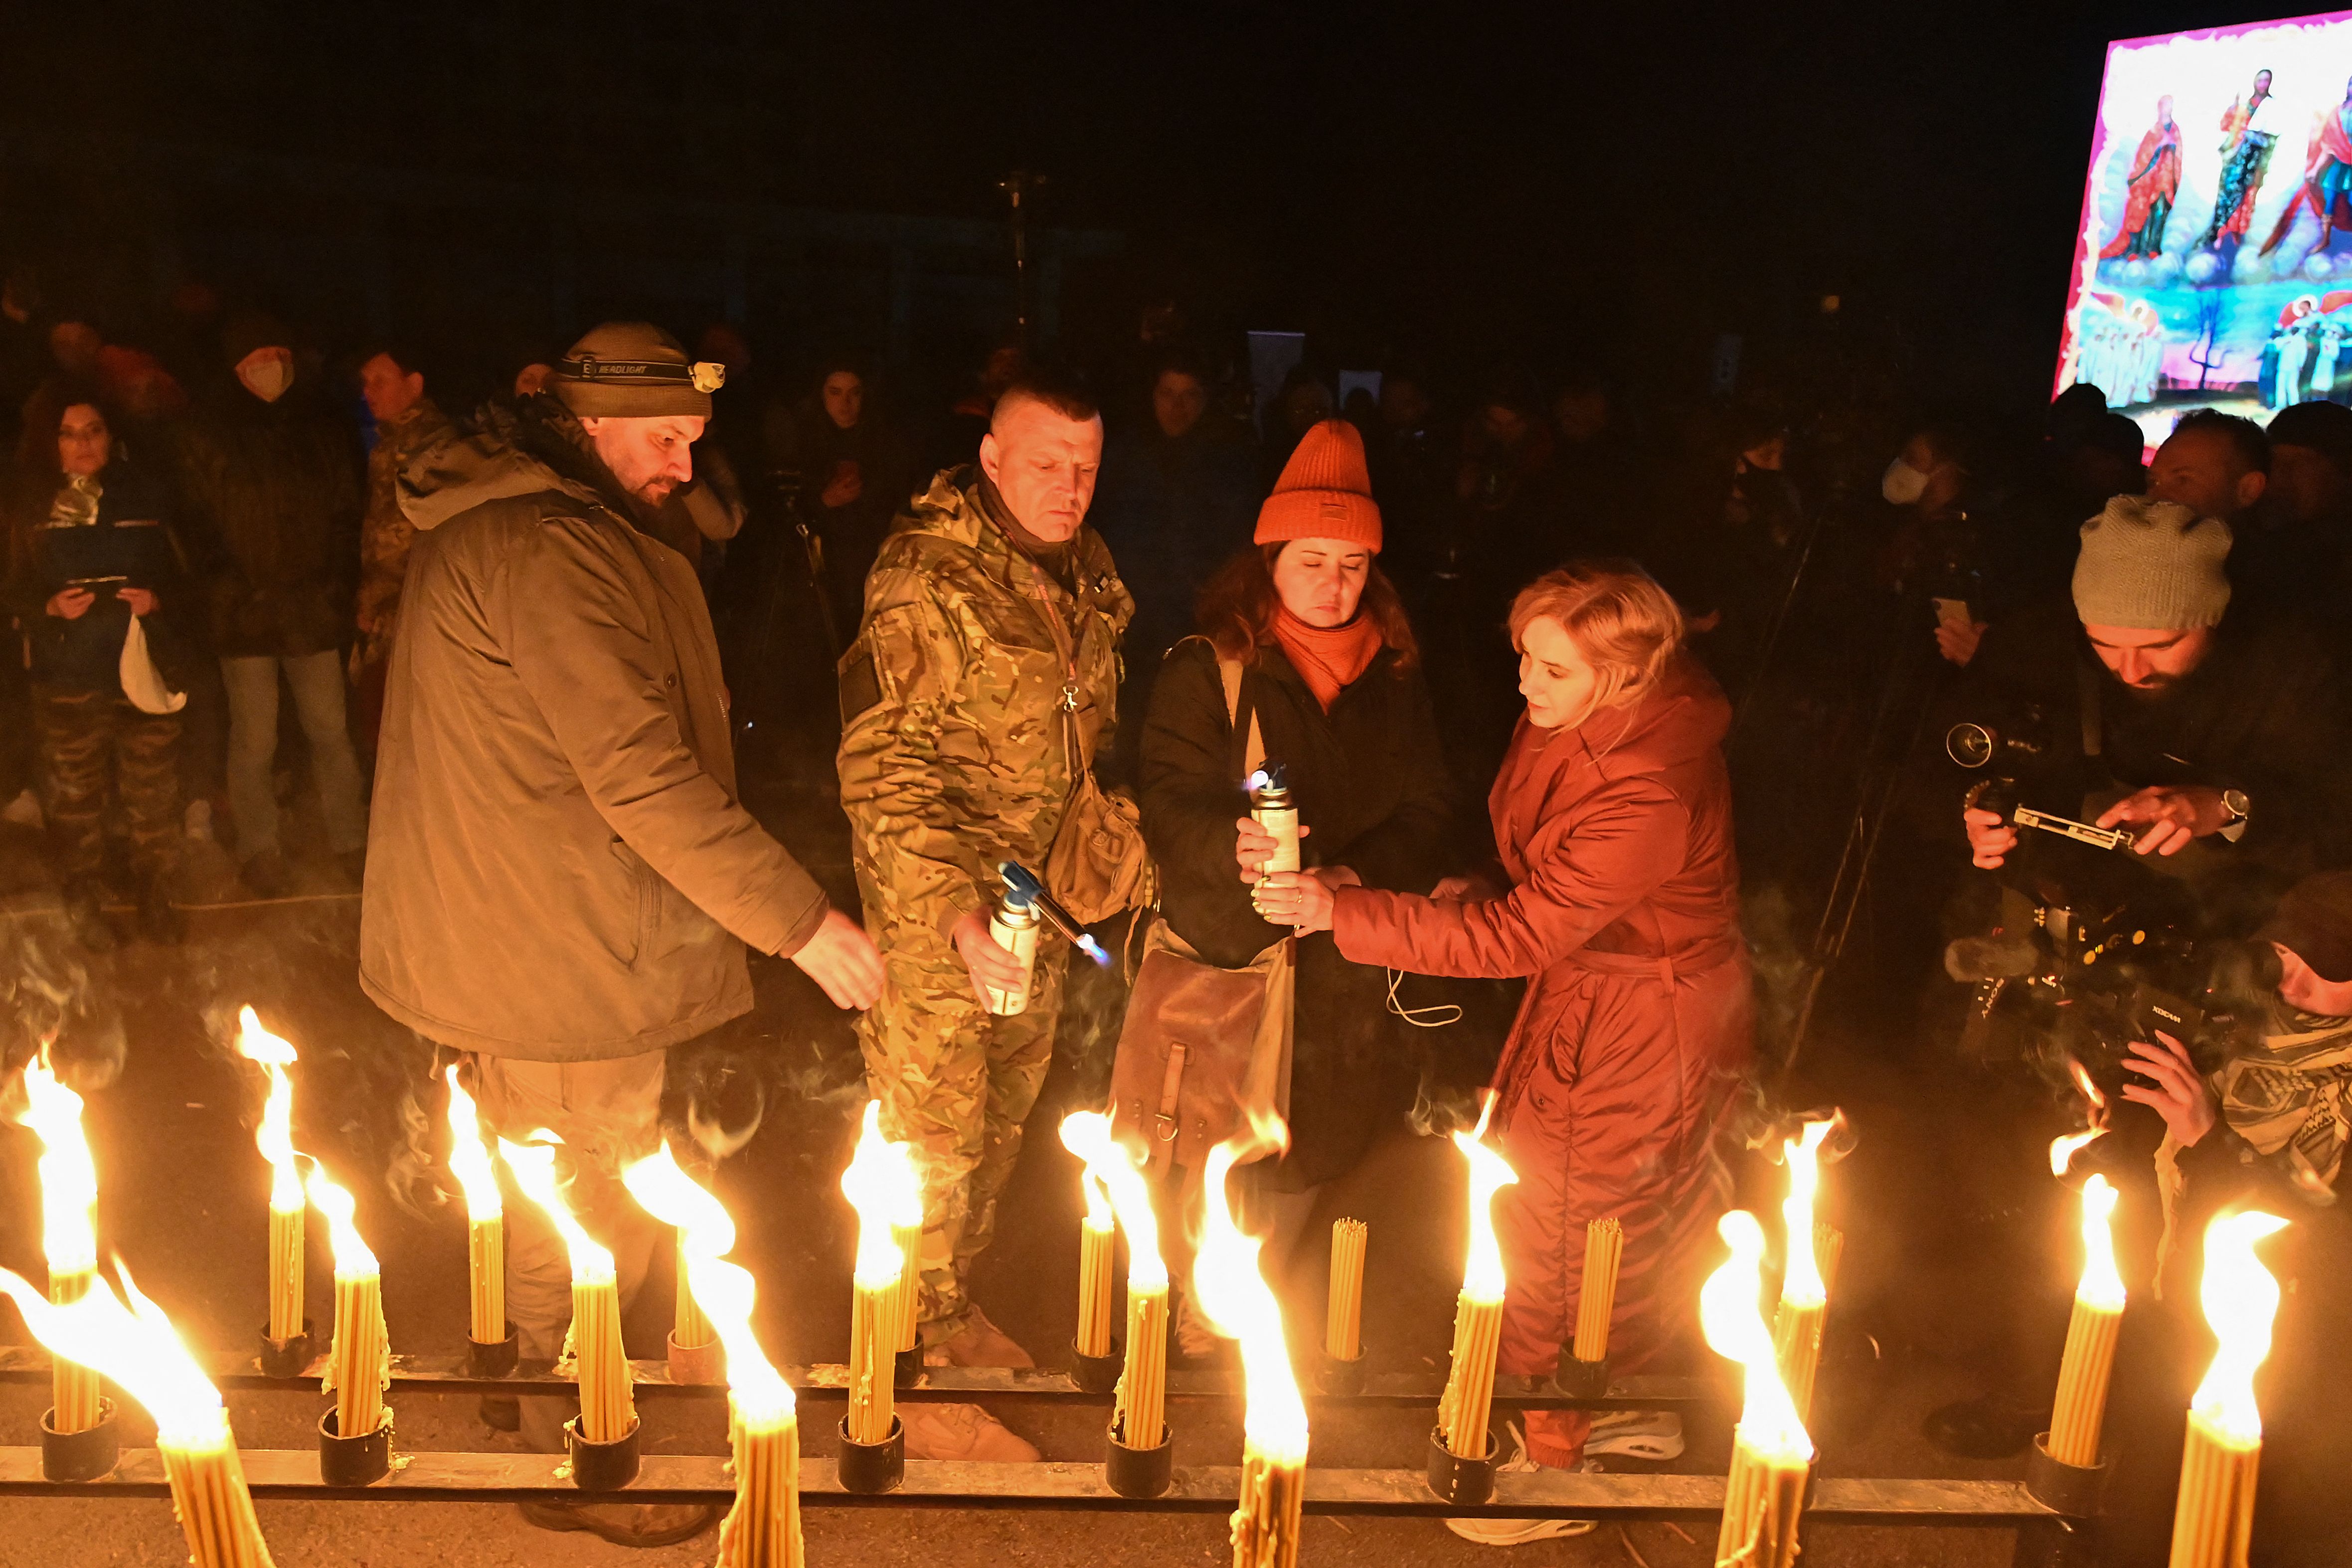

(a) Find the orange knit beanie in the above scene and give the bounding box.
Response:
[1254,418,1383,551]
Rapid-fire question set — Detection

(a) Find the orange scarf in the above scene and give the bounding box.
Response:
[1272,609,1384,712]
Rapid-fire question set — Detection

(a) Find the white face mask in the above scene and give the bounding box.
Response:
[237,357,294,403]
[1881,456,1930,506]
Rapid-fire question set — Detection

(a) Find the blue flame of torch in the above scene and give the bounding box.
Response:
[998,862,1112,967]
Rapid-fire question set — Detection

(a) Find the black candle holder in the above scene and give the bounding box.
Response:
[1553,1352,1611,1400]
[2025,1432,2111,1517]
[1104,1416,1173,1498]
[256,1317,315,1379]
[1319,1348,1367,1395]
[466,1323,518,1379]
[666,1332,724,1386]
[894,1344,925,1388]
[39,1400,119,1482]
[836,1414,905,1494]
[564,1416,642,1490]
[1426,1424,1498,1506]
[1070,1337,1124,1394]
[317,1407,392,1486]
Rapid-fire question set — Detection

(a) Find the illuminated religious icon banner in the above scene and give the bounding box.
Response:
[2059,10,2352,447]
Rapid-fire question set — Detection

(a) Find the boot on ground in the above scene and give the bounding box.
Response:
[900,1401,1040,1462]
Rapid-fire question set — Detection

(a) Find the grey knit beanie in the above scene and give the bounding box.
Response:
[2071,495,2232,629]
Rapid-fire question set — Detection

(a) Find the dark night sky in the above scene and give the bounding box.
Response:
[0,2,2281,401]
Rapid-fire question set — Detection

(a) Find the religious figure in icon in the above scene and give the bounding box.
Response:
[2102,95,2182,260]
[2200,68,2280,249]
[2262,75,2352,258]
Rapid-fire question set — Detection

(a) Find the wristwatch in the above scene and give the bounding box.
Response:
[2219,788,2251,842]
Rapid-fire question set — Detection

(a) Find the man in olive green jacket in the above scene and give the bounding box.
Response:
[362,323,879,1545]
[838,371,1131,1460]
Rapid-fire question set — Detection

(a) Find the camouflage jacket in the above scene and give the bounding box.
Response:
[838,467,1132,933]
[353,394,456,673]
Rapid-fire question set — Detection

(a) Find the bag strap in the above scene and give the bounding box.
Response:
[1217,656,1266,780]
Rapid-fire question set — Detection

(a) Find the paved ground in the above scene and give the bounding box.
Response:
[0,770,2069,1567]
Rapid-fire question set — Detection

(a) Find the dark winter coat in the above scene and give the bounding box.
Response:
[360,396,830,1061]
[1139,636,1454,1187]
[5,461,189,694]
[1330,655,1752,1375]
[172,378,362,658]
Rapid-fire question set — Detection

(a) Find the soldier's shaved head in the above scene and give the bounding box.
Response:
[982,371,1103,544]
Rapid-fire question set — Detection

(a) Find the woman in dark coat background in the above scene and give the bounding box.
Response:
[1261,561,1752,1523]
[1139,418,1454,1341]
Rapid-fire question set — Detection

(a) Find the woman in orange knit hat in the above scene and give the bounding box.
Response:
[1137,418,1457,1348]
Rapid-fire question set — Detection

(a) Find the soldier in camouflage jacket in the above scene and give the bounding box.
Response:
[838,380,1131,1380]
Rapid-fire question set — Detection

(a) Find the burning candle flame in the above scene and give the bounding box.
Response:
[1453,1095,1517,1303]
[2075,1174,2126,1312]
[1058,1111,1167,1288]
[2189,1210,2291,1444]
[1701,1211,1814,1463]
[303,1163,379,1280]
[840,1101,923,1289]
[499,1133,616,1285]
[18,1049,99,1275]
[236,1008,304,1214]
[1190,1113,1308,1465]
[442,1066,502,1223]
[2050,1129,2104,1177]
[2065,1055,2108,1117]
[1779,1117,1836,1310]
[0,1264,229,1450]
[623,1146,794,1425]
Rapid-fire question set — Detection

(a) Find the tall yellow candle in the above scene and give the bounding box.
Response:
[1061,1113,1172,1446]
[236,1010,305,1341]
[891,1217,924,1355]
[441,1066,505,1344]
[675,1230,716,1351]
[623,1147,804,1568]
[1704,1212,1815,1568]
[16,1052,105,1433]
[1436,1106,1518,1460]
[840,1102,921,1445]
[1571,1217,1623,1363]
[0,1269,279,1567]
[1192,1124,1309,1568]
[1326,1218,1368,1361]
[503,1135,635,1443]
[1076,1200,1117,1359]
[2167,1211,2289,1568]
[306,1167,387,1440]
[2047,1173,2126,1468]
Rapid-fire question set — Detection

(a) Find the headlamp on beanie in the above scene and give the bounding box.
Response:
[554,354,727,394]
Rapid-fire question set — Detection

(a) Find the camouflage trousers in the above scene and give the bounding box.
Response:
[33,686,182,884]
[857,916,1068,1343]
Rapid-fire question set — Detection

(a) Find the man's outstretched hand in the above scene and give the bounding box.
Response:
[791,908,885,1011]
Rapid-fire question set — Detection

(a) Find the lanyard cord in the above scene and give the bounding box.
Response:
[1386,966,1463,1029]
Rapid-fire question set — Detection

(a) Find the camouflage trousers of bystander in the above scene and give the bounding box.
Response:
[33,685,182,885]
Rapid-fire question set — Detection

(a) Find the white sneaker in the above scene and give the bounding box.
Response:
[1584,1408,1684,1460]
[1442,1421,1600,1546]
[184,800,213,842]
[1,788,41,829]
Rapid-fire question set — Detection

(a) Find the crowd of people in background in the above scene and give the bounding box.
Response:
[6,256,2352,1558]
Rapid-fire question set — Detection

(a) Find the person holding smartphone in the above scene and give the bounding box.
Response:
[3,381,189,946]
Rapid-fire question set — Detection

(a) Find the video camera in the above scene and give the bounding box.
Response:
[1944,701,2265,1089]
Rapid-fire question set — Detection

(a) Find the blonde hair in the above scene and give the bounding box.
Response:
[1508,560,1684,712]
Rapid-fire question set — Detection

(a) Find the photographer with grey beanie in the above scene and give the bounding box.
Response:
[1957,491,2352,918]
